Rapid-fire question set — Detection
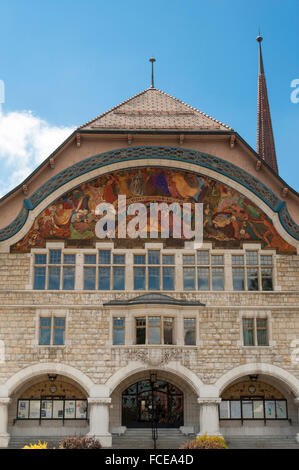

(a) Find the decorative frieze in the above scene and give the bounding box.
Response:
[112,346,197,368]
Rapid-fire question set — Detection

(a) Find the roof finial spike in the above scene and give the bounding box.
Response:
[149,57,156,88]
[256,30,264,75]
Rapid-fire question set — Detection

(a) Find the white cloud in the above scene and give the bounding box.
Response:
[0,110,75,197]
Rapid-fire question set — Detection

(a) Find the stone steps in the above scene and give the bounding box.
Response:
[225,436,299,449]
[112,428,195,449]
[6,433,299,450]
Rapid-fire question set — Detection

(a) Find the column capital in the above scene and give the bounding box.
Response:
[197,397,221,406]
[294,397,299,407]
[0,398,11,406]
[88,397,111,406]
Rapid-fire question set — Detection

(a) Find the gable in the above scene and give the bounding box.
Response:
[10,166,296,254]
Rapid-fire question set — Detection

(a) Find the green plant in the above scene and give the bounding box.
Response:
[59,436,102,449]
[180,433,227,449]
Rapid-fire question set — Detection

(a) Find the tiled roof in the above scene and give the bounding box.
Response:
[79,88,233,132]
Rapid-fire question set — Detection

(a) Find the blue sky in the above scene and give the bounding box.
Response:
[0,0,298,196]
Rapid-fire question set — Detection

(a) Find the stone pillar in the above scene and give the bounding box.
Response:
[294,397,299,444]
[0,398,11,448]
[87,397,112,447]
[197,398,222,437]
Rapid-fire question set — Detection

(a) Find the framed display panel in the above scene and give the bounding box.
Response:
[17,398,88,420]
[219,399,288,420]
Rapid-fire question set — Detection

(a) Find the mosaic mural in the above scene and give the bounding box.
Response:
[11,168,296,253]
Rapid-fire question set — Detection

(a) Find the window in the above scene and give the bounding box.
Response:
[183,251,224,291]
[219,399,287,420]
[113,317,125,345]
[136,317,146,344]
[135,316,174,345]
[232,252,273,291]
[184,318,196,345]
[39,316,66,345]
[33,250,76,290]
[242,317,268,346]
[83,250,125,291]
[133,251,174,291]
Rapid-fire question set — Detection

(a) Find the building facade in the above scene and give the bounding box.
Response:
[0,43,298,448]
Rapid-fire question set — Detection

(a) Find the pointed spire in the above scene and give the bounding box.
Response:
[256,34,279,174]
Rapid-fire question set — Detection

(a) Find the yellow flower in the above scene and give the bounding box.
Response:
[23,440,48,449]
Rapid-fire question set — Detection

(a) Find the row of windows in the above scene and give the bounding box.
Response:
[219,399,287,420]
[114,317,196,346]
[33,249,273,291]
[17,398,87,420]
[39,315,269,347]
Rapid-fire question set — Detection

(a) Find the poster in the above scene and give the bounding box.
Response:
[230,401,241,419]
[253,400,264,419]
[276,401,287,419]
[41,400,53,418]
[76,400,87,419]
[265,400,276,419]
[18,400,29,419]
[219,400,230,419]
[29,400,41,419]
[64,400,76,418]
[242,401,253,419]
[53,400,64,419]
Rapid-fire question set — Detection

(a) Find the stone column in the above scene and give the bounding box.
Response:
[87,397,112,447]
[0,398,11,448]
[197,398,222,437]
[294,397,299,444]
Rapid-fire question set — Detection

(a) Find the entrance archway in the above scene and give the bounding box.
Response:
[122,379,183,428]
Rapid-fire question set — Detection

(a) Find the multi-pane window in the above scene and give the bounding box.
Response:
[184,318,196,345]
[83,251,125,290]
[242,318,268,346]
[220,399,287,420]
[39,317,66,345]
[232,252,273,291]
[34,250,76,290]
[183,251,224,290]
[113,317,125,345]
[133,251,175,291]
[135,316,174,345]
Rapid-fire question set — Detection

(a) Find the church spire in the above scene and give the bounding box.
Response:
[256,34,278,173]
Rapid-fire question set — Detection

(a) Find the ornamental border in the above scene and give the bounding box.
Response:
[0,146,298,242]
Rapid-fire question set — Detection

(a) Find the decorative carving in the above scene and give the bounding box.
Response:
[114,347,196,368]
[230,135,236,149]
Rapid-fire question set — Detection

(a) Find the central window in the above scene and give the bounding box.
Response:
[135,316,174,345]
[83,250,125,290]
[133,251,175,291]
[39,315,65,345]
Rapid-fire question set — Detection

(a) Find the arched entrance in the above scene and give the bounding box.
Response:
[122,379,184,428]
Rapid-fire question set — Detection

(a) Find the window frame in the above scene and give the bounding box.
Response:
[240,312,272,347]
[37,311,67,347]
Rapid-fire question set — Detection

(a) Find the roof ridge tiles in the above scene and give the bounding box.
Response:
[78,87,233,132]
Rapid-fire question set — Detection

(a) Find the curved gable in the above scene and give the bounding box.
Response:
[0,148,294,255]
[0,147,297,253]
